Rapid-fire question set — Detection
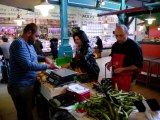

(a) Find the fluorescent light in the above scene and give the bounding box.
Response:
[34,1,54,17]
[104,23,108,28]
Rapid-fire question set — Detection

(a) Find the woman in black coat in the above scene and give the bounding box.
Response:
[50,38,58,60]
[63,30,100,81]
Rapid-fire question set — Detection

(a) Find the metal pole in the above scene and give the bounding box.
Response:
[58,0,73,58]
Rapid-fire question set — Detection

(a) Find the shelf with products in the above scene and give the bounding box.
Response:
[82,23,117,49]
[40,39,51,53]
[48,27,61,35]
[0,26,18,43]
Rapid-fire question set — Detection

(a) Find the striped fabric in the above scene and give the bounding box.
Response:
[8,38,47,87]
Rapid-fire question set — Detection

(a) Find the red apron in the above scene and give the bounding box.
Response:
[112,53,133,92]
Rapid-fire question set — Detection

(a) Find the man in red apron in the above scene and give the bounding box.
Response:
[106,24,143,92]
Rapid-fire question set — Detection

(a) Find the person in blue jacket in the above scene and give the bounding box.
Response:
[8,23,58,120]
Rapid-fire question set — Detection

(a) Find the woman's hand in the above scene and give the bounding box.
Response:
[114,67,125,74]
[62,63,70,68]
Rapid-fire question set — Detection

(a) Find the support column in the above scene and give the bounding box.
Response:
[58,0,73,58]
[118,0,126,24]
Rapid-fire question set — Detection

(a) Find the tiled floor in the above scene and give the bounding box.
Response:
[0,84,17,120]
[0,56,160,120]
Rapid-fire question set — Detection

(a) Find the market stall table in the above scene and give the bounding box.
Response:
[40,80,97,120]
[38,70,160,120]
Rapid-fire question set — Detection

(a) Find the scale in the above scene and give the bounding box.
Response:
[47,68,77,86]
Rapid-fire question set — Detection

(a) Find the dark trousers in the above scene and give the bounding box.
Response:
[8,85,34,120]
[1,59,9,83]
[51,50,58,60]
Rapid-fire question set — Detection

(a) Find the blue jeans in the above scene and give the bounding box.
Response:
[8,85,34,120]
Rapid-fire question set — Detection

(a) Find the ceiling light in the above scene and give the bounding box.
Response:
[96,0,105,7]
[34,0,54,17]
[145,17,156,24]
[101,1,105,6]
[145,9,156,25]
[103,21,108,28]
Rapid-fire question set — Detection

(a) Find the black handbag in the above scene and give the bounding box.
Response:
[86,55,100,76]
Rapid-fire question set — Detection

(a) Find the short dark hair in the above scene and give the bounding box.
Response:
[23,23,38,34]
[96,36,100,39]
[50,38,58,42]
[2,36,8,42]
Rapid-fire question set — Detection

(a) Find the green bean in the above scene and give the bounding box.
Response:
[104,99,114,119]
[126,108,133,115]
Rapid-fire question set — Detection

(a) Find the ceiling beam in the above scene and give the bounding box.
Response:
[98,7,147,16]
[126,7,160,16]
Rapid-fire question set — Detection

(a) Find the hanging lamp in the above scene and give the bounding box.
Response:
[103,20,108,28]
[145,9,156,25]
[14,9,25,26]
[101,0,105,6]
[34,0,54,17]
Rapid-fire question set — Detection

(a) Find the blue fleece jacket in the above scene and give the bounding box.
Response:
[8,38,47,87]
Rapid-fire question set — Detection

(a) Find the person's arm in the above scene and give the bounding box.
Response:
[133,44,143,69]
[114,65,138,74]
[114,42,143,74]
[10,40,47,71]
[38,55,58,69]
[105,61,112,71]
[37,55,45,62]
[105,45,114,71]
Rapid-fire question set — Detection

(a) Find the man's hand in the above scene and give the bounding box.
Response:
[114,67,125,74]
[45,57,59,70]
[47,63,59,70]
[105,62,112,71]
[45,57,53,64]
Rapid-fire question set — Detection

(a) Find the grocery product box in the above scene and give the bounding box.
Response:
[67,84,90,102]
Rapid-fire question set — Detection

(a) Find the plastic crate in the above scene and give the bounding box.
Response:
[56,57,72,66]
